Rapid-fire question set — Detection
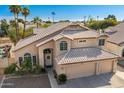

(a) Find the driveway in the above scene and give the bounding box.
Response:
[0,75,3,84]
[57,73,124,88]
[1,74,51,88]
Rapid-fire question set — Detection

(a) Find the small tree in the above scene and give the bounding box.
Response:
[0,19,9,37]
[4,63,17,74]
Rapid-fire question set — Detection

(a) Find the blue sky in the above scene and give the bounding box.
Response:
[0,5,124,21]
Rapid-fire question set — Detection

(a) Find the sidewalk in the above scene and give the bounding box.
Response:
[116,71,124,80]
[47,68,58,88]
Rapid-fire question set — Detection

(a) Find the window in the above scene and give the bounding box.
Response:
[99,39,105,46]
[33,56,36,65]
[79,40,86,43]
[60,41,68,51]
[24,53,31,62]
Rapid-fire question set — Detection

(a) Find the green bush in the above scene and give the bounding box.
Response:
[57,74,67,84]
[32,64,46,74]
[21,59,32,73]
[4,63,17,74]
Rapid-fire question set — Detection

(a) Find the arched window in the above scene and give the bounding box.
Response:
[24,53,31,62]
[122,49,124,57]
[60,41,68,51]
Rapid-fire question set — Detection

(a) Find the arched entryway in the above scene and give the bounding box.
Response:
[43,48,53,67]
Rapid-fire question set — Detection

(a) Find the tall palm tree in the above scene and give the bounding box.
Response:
[97,16,99,21]
[33,17,42,28]
[83,16,86,25]
[21,7,30,38]
[51,12,56,23]
[9,5,21,41]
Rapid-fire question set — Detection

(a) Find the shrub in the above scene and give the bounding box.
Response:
[4,63,17,74]
[20,59,32,73]
[32,65,46,74]
[57,74,67,84]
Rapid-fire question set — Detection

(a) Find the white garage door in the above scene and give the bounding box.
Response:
[66,62,96,79]
[99,60,113,74]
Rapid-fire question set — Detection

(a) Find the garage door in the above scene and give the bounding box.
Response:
[66,62,96,79]
[99,60,113,74]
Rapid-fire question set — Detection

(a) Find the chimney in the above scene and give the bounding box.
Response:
[99,29,105,36]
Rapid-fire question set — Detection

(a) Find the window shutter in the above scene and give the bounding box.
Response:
[33,56,36,65]
[19,57,23,66]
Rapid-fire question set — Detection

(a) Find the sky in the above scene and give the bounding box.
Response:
[0,5,124,21]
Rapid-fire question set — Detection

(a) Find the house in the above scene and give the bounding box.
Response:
[13,22,118,79]
[0,37,15,74]
[105,22,124,58]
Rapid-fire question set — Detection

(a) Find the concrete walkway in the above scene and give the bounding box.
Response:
[116,65,124,81]
[47,68,58,88]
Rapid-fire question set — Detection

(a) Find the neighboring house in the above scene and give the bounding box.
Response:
[105,22,124,58]
[0,37,15,74]
[13,22,118,79]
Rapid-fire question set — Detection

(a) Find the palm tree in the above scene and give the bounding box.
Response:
[21,7,30,38]
[51,12,56,23]
[83,16,86,25]
[97,16,99,21]
[33,17,42,28]
[9,5,21,41]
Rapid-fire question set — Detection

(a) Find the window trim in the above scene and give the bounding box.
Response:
[99,39,105,46]
[78,39,86,43]
[24,53,32,62]
[60,41,68,51]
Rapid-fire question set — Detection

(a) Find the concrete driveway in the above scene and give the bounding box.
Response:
[1,74,51,88]
[57,73,124,88]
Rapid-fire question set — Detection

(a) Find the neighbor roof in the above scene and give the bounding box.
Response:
[56,47,118,65]
[105,22,124,45]
[14,22,90,51]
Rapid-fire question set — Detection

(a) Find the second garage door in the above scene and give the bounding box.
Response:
[65,62,96,79]
[99,60,113,74]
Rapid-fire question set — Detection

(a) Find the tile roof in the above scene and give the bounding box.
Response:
[62,30,99,39]
[105,22,124,45]
[36,30,99,47]
[14,22,72,51]
[56,47,118,65]
[14,22,91,51]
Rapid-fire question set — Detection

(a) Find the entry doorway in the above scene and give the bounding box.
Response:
[43,48,53,67]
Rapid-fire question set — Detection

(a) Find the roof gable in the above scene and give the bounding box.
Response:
[14,22,90,51]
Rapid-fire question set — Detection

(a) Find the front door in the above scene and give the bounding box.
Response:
[45,53,52,67]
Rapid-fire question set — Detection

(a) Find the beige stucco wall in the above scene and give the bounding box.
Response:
[105,41,122,56]
[38,40,54,67]
[14,42,38,63]
[54,37,71,56]
[72,38,98,48]
[55,58,117,79]
[98,36,108,50]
